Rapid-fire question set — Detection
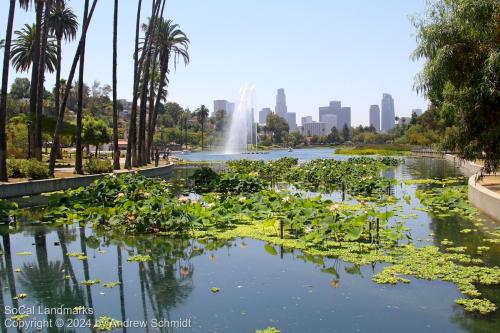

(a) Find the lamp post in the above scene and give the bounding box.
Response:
[26,120,32,159]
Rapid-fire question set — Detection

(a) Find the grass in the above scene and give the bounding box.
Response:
[335,144,411,156]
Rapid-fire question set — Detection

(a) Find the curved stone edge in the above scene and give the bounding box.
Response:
[0,164,175,199]
[468,175,500,222]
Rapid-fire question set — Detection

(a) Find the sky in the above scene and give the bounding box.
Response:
[1,0,429,126]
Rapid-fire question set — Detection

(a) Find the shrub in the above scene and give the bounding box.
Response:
[190,167,220,193]
[84,158,113,174]
[6,159,50,180]
[217,173,264,195]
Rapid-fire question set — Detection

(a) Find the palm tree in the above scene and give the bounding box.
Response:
[48,0,78,119]
[196,105,209,151]
[146,19,189,159]
[75,0,89,175]
[10,24,57,74]
[112,0,120,170]
[125,0,143,169]
[0,0,18,181]
[49,0,99,175]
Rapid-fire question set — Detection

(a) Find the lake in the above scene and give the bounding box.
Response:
[1,149,499,332]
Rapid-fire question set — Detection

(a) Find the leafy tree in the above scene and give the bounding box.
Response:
[82,117,111,156]
[10,77,31,99]
[327,126,341,143]
[342,124,350,142]
[412,0,500,172]
[266,113,289,144]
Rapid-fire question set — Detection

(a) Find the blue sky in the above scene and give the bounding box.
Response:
[1,0,428,126]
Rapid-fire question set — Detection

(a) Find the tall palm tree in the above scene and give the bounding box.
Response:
[0,0,18,181]
[74,0,89,175]
[125,0,143,169]
[146,19,190,159]
[48,0,78,119]
[112,0,120,170]
[196,105,209,151]
[10,24,57,74]
[49,0,99,175]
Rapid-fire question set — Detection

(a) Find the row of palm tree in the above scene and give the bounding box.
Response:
[125,0,190,167]
[0,0,190,180]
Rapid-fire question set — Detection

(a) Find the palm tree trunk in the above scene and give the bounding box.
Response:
[75,0,90,175]
[29,1,43,159]
[117,246,127,333]
[201,122,204,151]
[126,0,143,169]
[49,0,99,175]
[0,0,16,181]
[146,60,157,164]
[147,59,168,158]
[112,0,120,170]
[54,38,62,118]
[35,0,53,161]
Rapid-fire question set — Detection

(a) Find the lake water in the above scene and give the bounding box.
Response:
[1,150,499,332]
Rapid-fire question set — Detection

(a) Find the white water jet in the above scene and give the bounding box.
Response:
[224,85,255,154]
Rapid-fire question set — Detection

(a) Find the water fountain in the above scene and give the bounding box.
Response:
[223,85,256,154]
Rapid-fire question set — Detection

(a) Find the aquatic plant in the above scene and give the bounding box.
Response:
[455,298,497,314]
[126,254,152,262]
[255,328,281,333]
[416,186,478,219]
[94,316,123,331]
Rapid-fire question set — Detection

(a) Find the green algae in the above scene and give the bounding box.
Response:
[455,298,497,314]
[256,328,281,333]
[80,279,101,286]
[103,282,121,288]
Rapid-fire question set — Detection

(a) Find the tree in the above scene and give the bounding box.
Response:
[82,117,111,156]
[196,105,209,150]
[10,78,31,99]
[112,0,120,170]
[327,126,341,144]
[75,0,89,174]
[412,0,500,172]
[266,113,289,144]
[0,0,18,180]
[342,124,350,142]
[10,24,58,75]
[48,0,78,119]
[125,0,143,169]
[48,0,99,175]
[145,19,189,159]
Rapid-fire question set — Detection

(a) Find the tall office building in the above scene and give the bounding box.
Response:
[319,101,341,122]
[369,105,381,132]
[227,102,235,115]
[337,107,351,129]
[322,114,337,132]
[318,100,350,129]
[275,88,288,116]
[259,108,272,124]
[301,116,312,126]
[302,122,328,137]
[381,93,395,132]
[274,88,296,131]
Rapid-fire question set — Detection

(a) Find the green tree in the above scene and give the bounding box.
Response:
[196,105,209,150]
[48,0,79,118]
[266,113,289,144]
[412,0,500,172]
[342,124,350,142]
[327,126,341,143]
[10,77,31,99]
[82,117,111,156]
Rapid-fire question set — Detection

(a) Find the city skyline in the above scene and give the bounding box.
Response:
[0,0,428,128]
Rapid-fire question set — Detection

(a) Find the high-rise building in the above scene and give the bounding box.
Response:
[259,108,272,124]
[381,93,395,132]
[285,112,297,131]
[319,101,341,122]
[412,108,423,116]
[227,102,235,115]
[274,88,296,131]
[275,88,288,116]
[322,114,337,132]
[337,107,351,129]
[301,116,312,126]
[369,105,381,132]
[213,100,228,114]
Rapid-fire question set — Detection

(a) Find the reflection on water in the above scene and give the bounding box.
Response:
[1,155,499,332]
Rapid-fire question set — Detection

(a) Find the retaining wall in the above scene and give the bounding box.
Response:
[468,175,500,222]
[0,164,175,199]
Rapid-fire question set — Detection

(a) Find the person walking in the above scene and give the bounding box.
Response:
[154,149,160,167]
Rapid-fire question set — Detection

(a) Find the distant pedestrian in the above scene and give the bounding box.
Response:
[166,148,171,161]
[155,150,160,167]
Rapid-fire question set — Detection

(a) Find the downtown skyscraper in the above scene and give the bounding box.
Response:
[381,93,395,132]
[275,88,297,131]
[369,105,380,132]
